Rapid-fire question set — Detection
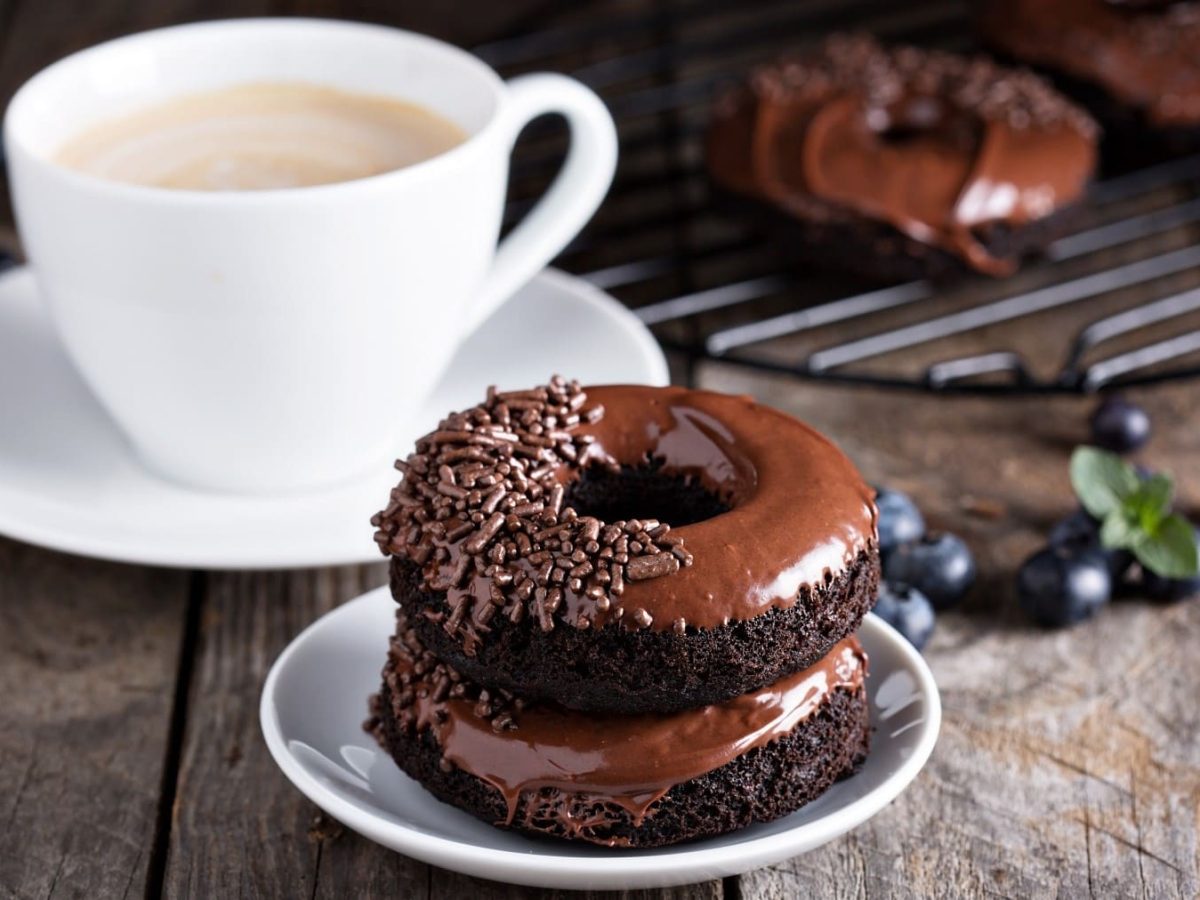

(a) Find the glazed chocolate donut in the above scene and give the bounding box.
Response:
[372,377,878,714]
[367,608,870,848]
[980,0,1200,163]
[706,34,1098,281]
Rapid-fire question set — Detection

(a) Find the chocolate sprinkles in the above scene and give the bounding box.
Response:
[368,609,521,737]
[372,377,693,652]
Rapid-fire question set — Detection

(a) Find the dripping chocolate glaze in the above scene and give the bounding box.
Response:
[708,35,1097,275]
[374,380,877,641]
[985,0,1200,127]
[571,385,876,629]
[399,629,867,837]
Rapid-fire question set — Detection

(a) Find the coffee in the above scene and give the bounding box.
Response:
[54,81,466,191]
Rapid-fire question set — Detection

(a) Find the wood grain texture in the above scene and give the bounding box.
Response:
[1,0,1199,895]
[701,367,1200,899]
[159,565,411,899]
[431,875,726,900]
[159,563,725,900]
[0,538,189,900]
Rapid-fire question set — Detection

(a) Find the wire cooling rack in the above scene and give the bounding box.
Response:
[478,0,1200,394]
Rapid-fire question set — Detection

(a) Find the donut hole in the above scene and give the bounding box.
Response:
[565,458,731,527]
[868,96,980,151]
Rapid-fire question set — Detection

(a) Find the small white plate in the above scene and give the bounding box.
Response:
[0,267,667,569]
[261,586,941,891]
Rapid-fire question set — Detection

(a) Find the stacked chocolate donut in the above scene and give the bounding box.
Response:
[367,378,880,847]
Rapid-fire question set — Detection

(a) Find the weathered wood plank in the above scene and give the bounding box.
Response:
[158,565,427,899]
[162,563,724,900]
[703,368,1200,899]
[0,538,190,900]
[2,0,1198,894]
[430,872,727,900]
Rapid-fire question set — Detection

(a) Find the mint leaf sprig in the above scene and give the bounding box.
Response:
[1069,447,1199,579]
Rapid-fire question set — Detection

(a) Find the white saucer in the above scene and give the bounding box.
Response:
[261,587,941,891]
[0,267,667,569]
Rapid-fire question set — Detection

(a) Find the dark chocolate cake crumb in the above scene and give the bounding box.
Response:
[372,668,871,848]
[371,377,695,653]
[393,549,879,715]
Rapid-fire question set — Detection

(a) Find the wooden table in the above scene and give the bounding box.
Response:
[2,2,1199,898]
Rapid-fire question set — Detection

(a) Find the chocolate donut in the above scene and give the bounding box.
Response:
[706,34,1098,281]
[980,0,1200,163]
[372,378,878,714]
[367,607,870,848]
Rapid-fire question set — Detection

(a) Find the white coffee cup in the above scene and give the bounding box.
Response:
[4,19,617,493]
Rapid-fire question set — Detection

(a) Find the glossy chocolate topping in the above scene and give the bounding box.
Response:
[377,609,867,844]
[374,380,877,647]
[708,35,1097,275]
[573,385,877,630]
[985,0,1200,127]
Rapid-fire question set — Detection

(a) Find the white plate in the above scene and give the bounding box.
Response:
[261,586,941,890]
[0,267,667,568]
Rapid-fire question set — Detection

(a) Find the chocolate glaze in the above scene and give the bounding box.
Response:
[708,35,1097,275]
[375,378,701,651]
[984,0,1200,127]
[399,631,867,837]
[381,382,876,640]
[570,385,876,630]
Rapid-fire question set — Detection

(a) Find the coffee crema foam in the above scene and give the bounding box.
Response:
[54,82,467,191]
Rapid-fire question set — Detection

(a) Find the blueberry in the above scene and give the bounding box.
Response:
[1089,396,1151,454]
[873,582,935,650]
[1140,524,1200,603]
[1047,507,1100,547]
[874,487,926,555]
[1047,507,1134,581]
[883,532,976,609]
[1017,544,1111,626]
[1143,570,1200,602]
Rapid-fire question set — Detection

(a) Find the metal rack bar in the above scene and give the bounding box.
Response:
[1085,331,1200,389]
[704,281,931,354]
[926,352,1030,388]
[685,195,1200,357]
[635,276,789,326]
[489,0,1200,396]
[808,246,1200,372]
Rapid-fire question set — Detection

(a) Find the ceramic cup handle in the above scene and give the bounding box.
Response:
[462,73,618,333]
